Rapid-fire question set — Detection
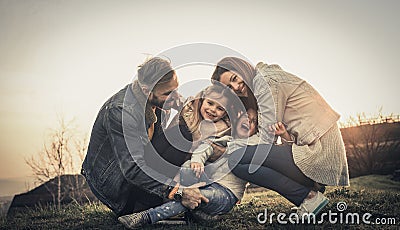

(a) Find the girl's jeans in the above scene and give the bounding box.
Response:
[148,183,238,223]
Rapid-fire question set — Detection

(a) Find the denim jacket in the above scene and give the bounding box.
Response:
[254,62,340,145]
[82,81,173,215]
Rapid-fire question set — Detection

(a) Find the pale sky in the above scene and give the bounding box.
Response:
[0,0,399,183]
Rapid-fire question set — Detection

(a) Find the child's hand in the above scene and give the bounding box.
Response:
[190,162,204,178]
[268,122,287,136]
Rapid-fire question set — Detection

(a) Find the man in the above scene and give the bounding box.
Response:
[81,57,208,217]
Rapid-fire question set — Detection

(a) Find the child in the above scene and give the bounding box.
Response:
[180,83,237,145]
[118,108,260,229]
[145,83,238,178]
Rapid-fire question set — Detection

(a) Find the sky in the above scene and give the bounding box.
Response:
[0,0,399,194]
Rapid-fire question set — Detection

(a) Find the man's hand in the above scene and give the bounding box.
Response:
[171,93,185,111]
[181,182,209,209]
[207,141,226,162]
[190,162,204,178]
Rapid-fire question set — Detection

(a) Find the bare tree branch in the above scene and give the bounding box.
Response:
[25,116,87,209]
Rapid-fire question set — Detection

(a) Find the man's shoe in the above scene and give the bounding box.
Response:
[297,191,329,218]
[189,210,220,223]
[118,210,150,229]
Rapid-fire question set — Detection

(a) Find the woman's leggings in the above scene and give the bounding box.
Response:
[228,144,312,206]
[144,123,193,178]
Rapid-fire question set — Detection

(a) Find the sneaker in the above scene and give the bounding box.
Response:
[118,210,150,229]
[296,191,329,217]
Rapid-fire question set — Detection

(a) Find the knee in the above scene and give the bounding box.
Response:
[200,186,224,203]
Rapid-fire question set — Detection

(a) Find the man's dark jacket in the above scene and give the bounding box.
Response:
[82,81,173,215]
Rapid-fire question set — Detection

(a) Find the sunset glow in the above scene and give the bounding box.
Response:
[0,0,399,196]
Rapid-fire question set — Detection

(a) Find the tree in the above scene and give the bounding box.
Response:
[341,112,400,177]
[67,135,88,202]
[25,117,86,209]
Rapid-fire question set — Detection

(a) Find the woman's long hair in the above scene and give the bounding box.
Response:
[211,57,258,112]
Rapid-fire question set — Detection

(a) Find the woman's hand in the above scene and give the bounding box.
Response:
[191,162,204,178]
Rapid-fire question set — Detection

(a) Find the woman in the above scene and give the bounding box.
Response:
[211,57,350,215]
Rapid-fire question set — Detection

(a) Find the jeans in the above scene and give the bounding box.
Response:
[228,144,311,206]
[179,165,212,187]
[148,183,238,223]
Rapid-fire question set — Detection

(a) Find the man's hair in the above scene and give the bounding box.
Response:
[137,57,175,89]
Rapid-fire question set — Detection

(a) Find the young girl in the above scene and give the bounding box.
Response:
[144,83,240,178]
[180,83,235,147]
[118,107,260,229]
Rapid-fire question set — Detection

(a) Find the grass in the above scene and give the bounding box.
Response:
[1,175,399,229]
[349,174,400,191]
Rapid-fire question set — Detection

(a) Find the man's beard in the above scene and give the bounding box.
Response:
[149,94,174,110]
